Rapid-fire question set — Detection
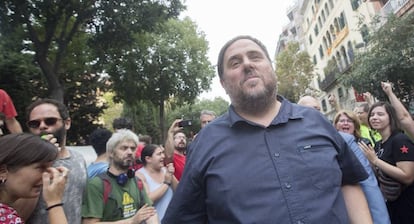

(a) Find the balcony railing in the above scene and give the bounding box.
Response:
[319,64,352,91]
[318,70,338,91]
[381,0,412,16]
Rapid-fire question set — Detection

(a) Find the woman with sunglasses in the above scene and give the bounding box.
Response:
[359,102,414,224]
[0,133,69,224]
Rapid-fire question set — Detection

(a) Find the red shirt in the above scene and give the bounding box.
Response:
[173,152,186,181]
[0,89,18,119]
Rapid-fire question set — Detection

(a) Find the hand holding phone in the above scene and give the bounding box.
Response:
[178,120,192,127]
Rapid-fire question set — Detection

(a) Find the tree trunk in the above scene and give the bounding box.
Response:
[36,55,64,102]
[159,99,165,143]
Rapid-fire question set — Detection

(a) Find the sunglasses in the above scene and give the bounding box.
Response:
[27,117,63,128]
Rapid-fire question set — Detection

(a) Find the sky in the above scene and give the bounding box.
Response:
[181,0,295,101]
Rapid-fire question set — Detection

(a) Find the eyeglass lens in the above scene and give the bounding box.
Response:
[27,117,60,128]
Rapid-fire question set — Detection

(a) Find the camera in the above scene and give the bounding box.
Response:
[178,120,192,127]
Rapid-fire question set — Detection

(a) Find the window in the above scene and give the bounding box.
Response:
[325,3,330,15]
[314,25,319,36]
[351,0,361,10]
[329,0,334,9]
[322,99,327,112]
[339,12,347,30]
[338,87,344,99]
[313,55,318,65]
[319,45,324,59]
[309,35,313,45]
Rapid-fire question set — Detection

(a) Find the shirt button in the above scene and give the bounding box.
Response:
[284,183,291,189]
[274,152,280,157]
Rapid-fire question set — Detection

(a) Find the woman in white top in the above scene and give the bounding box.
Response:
[136,144,178,221]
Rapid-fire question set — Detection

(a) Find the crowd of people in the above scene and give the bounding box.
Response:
[1,35,414,224]
[298,81,414,223]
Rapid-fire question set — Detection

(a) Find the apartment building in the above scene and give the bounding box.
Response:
[277,0,412,120]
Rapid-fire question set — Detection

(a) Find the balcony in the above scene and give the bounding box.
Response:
[319,64,352,91]
[381,0,414,17]
[318,70,338,91]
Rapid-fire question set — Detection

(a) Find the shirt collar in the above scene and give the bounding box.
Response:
[227,95,304,128]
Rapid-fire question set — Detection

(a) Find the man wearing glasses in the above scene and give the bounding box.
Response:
[14,98,87,224]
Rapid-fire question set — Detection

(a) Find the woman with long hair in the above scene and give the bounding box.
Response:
[359,102,414,224]
[334,109,390,224]
[0,133,68,224]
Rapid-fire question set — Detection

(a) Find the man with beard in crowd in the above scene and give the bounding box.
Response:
[14,98,87,224]
[162,36,372,223]
[82,129,158,223]
[164,120,188,181]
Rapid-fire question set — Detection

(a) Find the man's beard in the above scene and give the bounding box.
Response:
[175,144,187,153]
[40,125,66,147]
[232,77,277,114]
[113,157,133,171]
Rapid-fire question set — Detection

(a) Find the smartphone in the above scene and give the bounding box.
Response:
[359,138,372,147]
[178,120,192,127]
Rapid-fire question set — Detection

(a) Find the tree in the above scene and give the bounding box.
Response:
[0,1,184,144]
[0,0,184,102]
[110,17,215,141]
[341,13,414,105]
[275,42,314,102]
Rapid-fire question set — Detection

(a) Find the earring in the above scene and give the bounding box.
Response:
[0,178,6,185]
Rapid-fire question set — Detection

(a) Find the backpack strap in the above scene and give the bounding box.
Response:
[135,176,145,207]
[99,173,146,206]
[97,173,112,204]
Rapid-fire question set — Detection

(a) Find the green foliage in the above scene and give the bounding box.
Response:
[109,17,215,139]
[276,42,314,102]
[122,101,162,144]
[0,0,184,144]
[165,97,229,137]
[110,17,214,105]
[341,13,414,105]
[101,92,123,130]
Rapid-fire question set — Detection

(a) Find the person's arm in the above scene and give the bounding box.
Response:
[382,81,414,139]
[82,204,158,224]
[5,117,22,133]
[341,184,373,224]
[164,119,182,164]
[136,171,169,203]
[328,94,341,112]
[362,92,374,106]
[43,166,69,224]
[165,163,179,191]
[359,141,414,185]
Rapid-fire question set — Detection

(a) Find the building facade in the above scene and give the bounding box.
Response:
[276,0,413,120]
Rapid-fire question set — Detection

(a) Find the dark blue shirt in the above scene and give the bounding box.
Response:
[163,96,368,224]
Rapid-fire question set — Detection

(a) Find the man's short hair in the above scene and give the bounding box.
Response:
[26,98,70,121]
[106,129,139,154]
[200,110,216,118]
[89,128,112,156]
[359,103,370,113]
